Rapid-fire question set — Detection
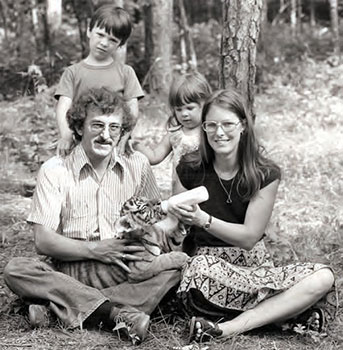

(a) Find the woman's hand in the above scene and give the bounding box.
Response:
[88,238,146,273]
[167,203,208,228]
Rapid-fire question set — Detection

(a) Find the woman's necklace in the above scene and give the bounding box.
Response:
[213,163,237,204]
[216,174,235,204]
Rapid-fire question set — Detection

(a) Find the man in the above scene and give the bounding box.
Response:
[4,88,180,345]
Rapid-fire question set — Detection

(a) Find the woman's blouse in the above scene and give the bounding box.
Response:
[176,160,281,247]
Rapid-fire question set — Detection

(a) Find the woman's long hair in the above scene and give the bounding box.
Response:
[183,88,280,200]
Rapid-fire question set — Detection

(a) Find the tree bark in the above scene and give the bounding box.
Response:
[220,0,262,118]
[329,0,340,58]
[143,0,173,98]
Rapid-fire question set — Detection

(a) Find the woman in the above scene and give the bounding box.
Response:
[168,89,335,342]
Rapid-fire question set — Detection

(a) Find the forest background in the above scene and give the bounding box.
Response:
[0,0,342,349]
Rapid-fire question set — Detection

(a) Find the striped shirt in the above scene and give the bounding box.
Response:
[28,145,161,241]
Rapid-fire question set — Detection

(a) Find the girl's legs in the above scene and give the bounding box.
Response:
[217,268,334,337]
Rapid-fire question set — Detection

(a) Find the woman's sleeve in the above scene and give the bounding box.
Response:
[176,160,204,190]
[261,166,282,189]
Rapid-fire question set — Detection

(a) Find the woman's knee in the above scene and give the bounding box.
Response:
[307,268,334,297]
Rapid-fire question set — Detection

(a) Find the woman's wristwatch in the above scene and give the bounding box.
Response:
[202,214,212,230]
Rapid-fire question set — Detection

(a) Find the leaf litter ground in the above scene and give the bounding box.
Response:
[0,60,342,349]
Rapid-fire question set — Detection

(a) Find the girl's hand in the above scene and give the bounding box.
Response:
[57,137,74,157]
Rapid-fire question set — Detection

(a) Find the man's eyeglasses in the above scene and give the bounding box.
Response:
[89,122,122,135]
[202,120,240,133]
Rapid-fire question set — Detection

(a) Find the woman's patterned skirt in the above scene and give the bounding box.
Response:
[177,240,337,323]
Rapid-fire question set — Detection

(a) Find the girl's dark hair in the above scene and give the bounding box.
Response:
[183,88,280,200]
[67,87,134,141]
[89,5,132,45]
[167,72,212,128]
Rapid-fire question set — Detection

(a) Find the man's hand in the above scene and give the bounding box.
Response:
[57,137,74,157]
[88,238,146,273]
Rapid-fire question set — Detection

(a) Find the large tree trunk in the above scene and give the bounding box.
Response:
[329,0,340,57]
[220,0,262,119]
[143,0,173,98]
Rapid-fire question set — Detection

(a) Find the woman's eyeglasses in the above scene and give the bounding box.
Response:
[202,121,240,133]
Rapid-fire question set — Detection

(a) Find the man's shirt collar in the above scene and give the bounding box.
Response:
[69,144,124,178]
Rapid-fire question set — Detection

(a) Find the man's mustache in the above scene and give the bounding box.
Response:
[95,137,113,145]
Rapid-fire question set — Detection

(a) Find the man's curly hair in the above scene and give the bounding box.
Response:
[67,87,134,141]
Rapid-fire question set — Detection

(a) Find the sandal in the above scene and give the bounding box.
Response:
[189,316,223,343]
[291,307,325,334]
[304,308,325,333]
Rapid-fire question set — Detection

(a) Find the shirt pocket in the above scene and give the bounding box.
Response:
[70,198,89,219]
[64,190,90,220]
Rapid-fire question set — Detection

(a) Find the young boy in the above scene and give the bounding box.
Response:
[54,4,144,156]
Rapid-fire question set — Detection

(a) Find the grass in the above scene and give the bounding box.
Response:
[0,58,342,349]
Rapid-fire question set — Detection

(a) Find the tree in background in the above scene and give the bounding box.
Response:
[220,0,262,118]
[174,0,197,73]
[46,0,62,35]
[143,0,173,97]
[329,0,340,58]
[69,0,93,58]
[290,0,297,36]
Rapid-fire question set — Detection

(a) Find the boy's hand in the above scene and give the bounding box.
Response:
[57,137,74,157]
[117,131,134,156]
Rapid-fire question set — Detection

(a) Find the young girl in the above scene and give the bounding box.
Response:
[134,72,212,192]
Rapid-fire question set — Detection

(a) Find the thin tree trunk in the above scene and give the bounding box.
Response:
[310,0,316,28]
[178,0,197,71]
[71,0,94,58]
[112,0,127,63]
[0,0,9,43]
[30,0,40,53]
[220,0,262,119]
[329,0,340,58]
[290,0,297,37]
[143,0,173,97]
[46,0,62,35]
[260,0,268,47]
[297,0,302,32]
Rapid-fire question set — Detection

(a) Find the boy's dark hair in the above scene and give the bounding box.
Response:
[89,5,132,45]
[67,87,134,141]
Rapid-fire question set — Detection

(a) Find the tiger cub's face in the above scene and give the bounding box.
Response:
[114,196,165,239]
